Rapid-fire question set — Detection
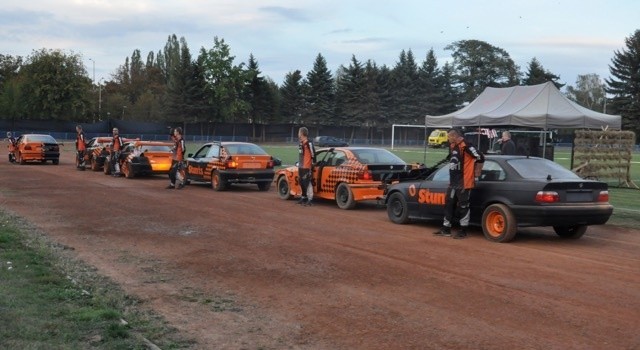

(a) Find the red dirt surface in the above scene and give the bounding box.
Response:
[1,150,639,349]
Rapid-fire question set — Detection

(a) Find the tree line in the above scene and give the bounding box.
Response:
[1,31,639,137]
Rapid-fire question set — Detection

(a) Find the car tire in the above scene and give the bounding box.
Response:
[212,170,227,191]
[52,159,59,165]
[387,192,410,224]
[553,225,587,239]
[124,163,134,179]
[258,181,271,192]
[91,158,99,171]
[335,182,356,210]
[277,176,292,199]
[481,203,517,243]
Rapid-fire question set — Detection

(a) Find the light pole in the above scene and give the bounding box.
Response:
[98,78,103,120]
[122,106,126,120]
[88,58,95,85]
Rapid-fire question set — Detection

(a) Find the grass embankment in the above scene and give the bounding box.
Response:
[0,212,191,349]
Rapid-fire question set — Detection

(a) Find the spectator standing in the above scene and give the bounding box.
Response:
[297,127,316,206]
[433,129,485,239]
[500,131,516,155]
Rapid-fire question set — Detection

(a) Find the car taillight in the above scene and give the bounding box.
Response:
[359,170,372,181]
[267,160,274,169]
[226,159,237,169]
[535,191,559,203]
[597,190,609,202]
[24,145,32,150]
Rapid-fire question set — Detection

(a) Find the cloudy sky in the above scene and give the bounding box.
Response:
[2,0,638,89]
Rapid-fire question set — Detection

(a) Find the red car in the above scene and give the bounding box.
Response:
[13,134,60,165]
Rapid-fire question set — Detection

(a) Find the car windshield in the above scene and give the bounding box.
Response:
[429,130,442,137]
[350,149,405,164]
[507,158,581,180]
[224,143,268,155]
[25,135,56,143]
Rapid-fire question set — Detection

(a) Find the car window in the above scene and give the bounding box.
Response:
[508,158,581,180]
[315,150,330,165]
[479,160,506,181]
[326,150,347,166]
[194,144,212,158]
[351,149,405,164]
[206,145,220,158]
[141,145,172,152]
[431,166,450,182]
[25,135,56,143]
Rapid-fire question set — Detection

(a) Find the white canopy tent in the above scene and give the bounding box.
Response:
[425,82,621,130]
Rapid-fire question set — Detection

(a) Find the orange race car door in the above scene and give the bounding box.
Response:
[313,149,348,196]
[186,143,221,182]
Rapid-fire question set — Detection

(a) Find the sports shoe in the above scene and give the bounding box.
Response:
[297,197,307,205]
[165,185,175,189]
[433,227,451,237]
[176,183,185,190]
[453,228,468,239]
[304,199,313,206]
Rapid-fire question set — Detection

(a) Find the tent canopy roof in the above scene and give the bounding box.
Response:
[426,82,621,130]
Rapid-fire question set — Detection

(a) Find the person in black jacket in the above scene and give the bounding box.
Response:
[499,131,516,155]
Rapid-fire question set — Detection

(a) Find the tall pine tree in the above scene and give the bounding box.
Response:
[606,29,640,135]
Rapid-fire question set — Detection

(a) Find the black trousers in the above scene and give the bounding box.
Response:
[443,187,471,227]
[299,168,311,199]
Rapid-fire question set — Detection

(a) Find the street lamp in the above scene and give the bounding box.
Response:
[98,78,103,119]
[88,58,95,85]
[122,105,126,120]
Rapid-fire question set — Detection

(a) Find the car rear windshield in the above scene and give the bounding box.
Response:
[139,145,172,152]
[25,135,56,143]
[224,143,268,155]
[350,149,405,164]
[507,158,581,180]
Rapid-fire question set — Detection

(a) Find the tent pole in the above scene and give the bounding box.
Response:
[542,129,547,159]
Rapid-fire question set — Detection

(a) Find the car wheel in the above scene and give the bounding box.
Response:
[52,159,59,165]
[124,163,134,179]
[212,170,227,191]
[91,158,99,171]
[387,192,409,224]
[553,225,587,239]
[277,176,292,199]
[103,159,111,175]
[335,182,356,210]
[258,181,271,192]
[481,203,517,243]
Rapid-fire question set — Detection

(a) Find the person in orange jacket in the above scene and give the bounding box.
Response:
[6,131,16,163]
[167,127,186,189]
[110,127,124,176]
[433,129,484,239]
[75,125,87,170]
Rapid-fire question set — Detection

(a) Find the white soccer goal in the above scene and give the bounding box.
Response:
[390,124,426,150]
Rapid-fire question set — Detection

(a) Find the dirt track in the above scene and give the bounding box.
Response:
[1,150,639,349]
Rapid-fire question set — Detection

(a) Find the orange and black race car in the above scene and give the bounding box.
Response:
[82,137,112,170]
[185,142,276,191]
[275,147,411,209]
[13,134,60,165]
[83,137,138,171]
[105,140,174,178]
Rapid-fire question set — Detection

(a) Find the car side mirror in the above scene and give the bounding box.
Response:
[187,153,193,157]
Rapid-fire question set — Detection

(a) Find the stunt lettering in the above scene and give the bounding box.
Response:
[418,189,446,205]
[188,165,204,175]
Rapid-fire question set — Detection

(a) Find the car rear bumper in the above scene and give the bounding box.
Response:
[219,169,275,183]
[509,203,614,226]
[20,151,59,161]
